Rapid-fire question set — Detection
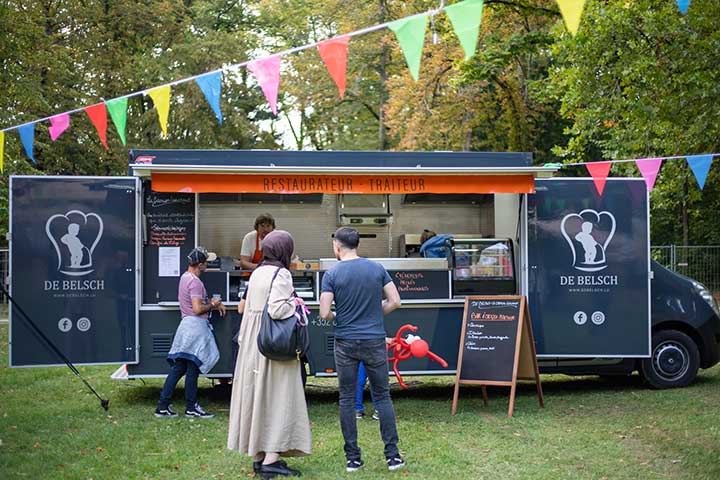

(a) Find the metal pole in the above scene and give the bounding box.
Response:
[1,284,109,411]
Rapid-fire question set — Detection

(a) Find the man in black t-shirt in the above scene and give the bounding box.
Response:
[320,227,405,473]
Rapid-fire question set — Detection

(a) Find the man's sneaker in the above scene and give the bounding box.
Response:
[355,410,365,419]
[185,403,214,418]
[154,405,178,418]
[372,410,380,421]
[346,459,364,472]
[387,456,406,471]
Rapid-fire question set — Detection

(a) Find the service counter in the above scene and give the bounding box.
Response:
[132,244,517,377]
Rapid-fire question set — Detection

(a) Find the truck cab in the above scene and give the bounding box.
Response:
[540,260,720,388]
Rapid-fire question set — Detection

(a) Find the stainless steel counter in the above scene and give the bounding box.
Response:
[319,257,448,271]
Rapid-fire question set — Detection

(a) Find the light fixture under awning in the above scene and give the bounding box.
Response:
[150,173,536,194]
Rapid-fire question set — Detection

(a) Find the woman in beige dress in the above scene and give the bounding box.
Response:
[228,230,311,479]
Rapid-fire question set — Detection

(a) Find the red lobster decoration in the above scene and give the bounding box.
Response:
[388,324,448,389]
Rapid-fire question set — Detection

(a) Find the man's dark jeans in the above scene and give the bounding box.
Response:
[334,338,399,461]
[157,357,200,411]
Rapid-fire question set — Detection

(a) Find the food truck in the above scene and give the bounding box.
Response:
[8,150,720,389]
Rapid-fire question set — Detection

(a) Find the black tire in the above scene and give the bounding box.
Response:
[640,330,700,389]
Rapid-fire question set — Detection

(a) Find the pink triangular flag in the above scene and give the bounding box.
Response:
[48,113,70,141]
[585,161,612,195]
[247,55,282,115]
[317,36,350,99]
[635,158,663,192]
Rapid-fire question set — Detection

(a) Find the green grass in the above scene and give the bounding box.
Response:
[1,322,719,479]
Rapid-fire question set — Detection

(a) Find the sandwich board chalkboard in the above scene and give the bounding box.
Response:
[452,296,544,417]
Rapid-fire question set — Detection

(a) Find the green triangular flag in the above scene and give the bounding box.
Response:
[388,14,428,81]
[445,0,484,61]
[106,97,128,146]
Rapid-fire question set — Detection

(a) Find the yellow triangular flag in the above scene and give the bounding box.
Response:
[556,0,586,36]
[146,86,171,137]
[0,131,4,173]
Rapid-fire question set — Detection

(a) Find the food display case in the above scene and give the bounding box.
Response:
[229,261,319,302]
[451,238,516,296]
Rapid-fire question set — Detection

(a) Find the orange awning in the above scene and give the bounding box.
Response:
[151,173,536,194]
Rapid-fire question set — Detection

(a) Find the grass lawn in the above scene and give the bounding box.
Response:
[1,323,719,480]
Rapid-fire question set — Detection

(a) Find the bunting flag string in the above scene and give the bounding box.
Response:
[48,113,70,141]
[558,153,718,196]
[0,0,711,176]
[0,0,489,157]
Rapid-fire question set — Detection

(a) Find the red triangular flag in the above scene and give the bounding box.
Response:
[585,161,612,195]
[84,103,108,149]
[317,36,350,99]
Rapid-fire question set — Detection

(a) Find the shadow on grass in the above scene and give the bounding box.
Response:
[113,370,720,409]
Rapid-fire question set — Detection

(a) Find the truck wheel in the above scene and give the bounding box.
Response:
[640,330,699,389]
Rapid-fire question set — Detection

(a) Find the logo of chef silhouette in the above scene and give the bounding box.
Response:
[560,209,616,272]
[46,210,104,276]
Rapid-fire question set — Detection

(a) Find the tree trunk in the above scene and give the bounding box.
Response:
[377,0,388,150]
[682,171,689,246]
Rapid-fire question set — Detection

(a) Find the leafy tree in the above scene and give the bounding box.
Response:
[0,0,280,244]
[549,0,720,244]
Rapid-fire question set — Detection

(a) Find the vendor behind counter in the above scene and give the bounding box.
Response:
[239,213,275,271]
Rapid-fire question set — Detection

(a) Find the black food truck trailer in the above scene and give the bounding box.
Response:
[8,150,720,389]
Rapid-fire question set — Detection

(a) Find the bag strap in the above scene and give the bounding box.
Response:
[264,266,283,306]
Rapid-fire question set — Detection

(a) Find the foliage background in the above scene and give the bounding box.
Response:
[1,0,718,245]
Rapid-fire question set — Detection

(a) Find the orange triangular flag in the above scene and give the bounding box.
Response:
[317,36,350,99]
[585,161,612,195]
[84,103,108,149]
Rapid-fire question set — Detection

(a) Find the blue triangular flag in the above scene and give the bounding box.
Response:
[195,71,223,125]
[676,0,690,15]
[687,154,713,190]
[18,123,36,164]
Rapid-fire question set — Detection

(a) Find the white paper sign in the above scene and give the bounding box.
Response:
[159,247,180,277]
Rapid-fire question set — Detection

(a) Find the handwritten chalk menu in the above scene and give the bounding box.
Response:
[143,188,196,303]
[452,296,544,417]
[460,298,520,382]
[389,270,450,300]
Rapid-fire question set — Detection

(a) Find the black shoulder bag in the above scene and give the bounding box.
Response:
[257,267,310,361]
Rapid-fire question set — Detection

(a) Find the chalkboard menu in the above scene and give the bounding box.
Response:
[452,295,544,417]
[458,298,521,382]
[143,187,196,303]
[389,270,450,300]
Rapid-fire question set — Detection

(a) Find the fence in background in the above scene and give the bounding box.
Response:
[651,245,720,296]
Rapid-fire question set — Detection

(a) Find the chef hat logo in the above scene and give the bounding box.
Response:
[46,210,104,277]
[560,209,616,272]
